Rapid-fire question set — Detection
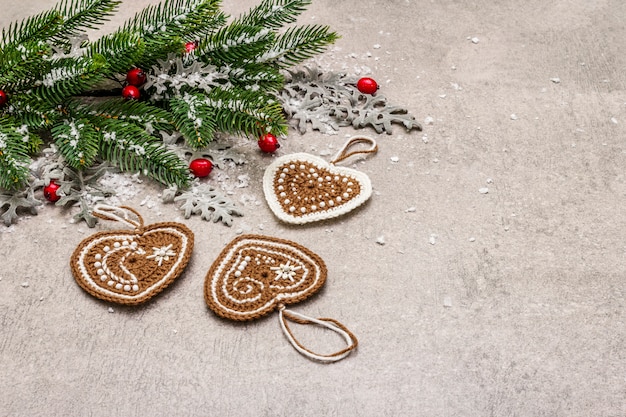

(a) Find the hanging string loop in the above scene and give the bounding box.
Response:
[330,135,378,165]
[92,204,144,232]
[278,305,358,363]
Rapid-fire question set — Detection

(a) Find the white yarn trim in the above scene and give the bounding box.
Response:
[278,307,357,363]
[262,153,373,224]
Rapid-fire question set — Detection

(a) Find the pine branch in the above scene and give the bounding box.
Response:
[31,56,108,104]
[203,87,287,138]
[1,93,58,129]
[169,92,217,149]
[52,117,100,168]
[53,0,121,44]
[238,0,311,29]
[262,25,339,68]
[123,0,226,68]
[0,0,340,205]
[93,118,191,188]
[85,98,176,133]
[201,23,275,67]
[87,30,144,75]
[0,9,63,47]
[0,121,32,190]
[1,0,120,48]
[0,42,53,88]
[224,63,284,91]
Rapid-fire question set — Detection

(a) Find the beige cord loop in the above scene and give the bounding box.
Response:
[92,204,144,231]
[330,135,378,165]
[278,306,358,363]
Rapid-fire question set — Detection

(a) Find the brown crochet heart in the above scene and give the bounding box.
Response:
[71,208,194,305]
[204,234,327,321]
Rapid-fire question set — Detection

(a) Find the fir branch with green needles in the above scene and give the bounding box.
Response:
[0,0,339,226]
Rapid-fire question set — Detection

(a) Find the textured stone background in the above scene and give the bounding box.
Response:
[1,0,625,416]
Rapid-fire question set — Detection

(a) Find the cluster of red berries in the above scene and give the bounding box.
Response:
[121,68,147,100]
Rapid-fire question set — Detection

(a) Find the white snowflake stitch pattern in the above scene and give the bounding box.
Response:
[146,244,176,266]
[270,261,301,282]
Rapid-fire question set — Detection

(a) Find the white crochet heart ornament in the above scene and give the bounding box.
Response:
[263,136,377,224]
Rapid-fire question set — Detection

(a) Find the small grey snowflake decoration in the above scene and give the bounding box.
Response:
[144,53,228,101]
[334,90,422,134]
[279,66,422,135]
[0,188,41,226]
[172,184,243,226]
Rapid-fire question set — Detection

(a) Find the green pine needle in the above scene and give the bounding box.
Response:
[0,121,32,190]
[265,24,339,68]
[169,92,217,149]
[87,30,145,75]
[201,23,275,66]
[238,0,311,29]
[94,118,191,188]
[0,10,63,47]
[204,87,287,138]
[52,117,100,168]
[123,0,226,67]
[85,98,176,134]
[53,0,121,43]
[225,63,284,91]
[31,56,107,104]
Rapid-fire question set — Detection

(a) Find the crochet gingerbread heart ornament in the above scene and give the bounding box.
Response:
[263,136,377,224]
[204,234,327,320]
[205,234,358,362]
[71,205,194,305]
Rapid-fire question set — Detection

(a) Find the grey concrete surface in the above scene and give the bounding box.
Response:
[1,0,625,416]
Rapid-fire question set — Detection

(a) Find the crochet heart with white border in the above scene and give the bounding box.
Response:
[263,153,373,224]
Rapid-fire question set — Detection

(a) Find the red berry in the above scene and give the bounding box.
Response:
[356,77,379,95]
[258,133,280,153]
[122,85,140,100]
[43,180,61,202]
[126,68,147,86]
[0,90,7,107]
[185,41,198,53]
[189,158,213,177]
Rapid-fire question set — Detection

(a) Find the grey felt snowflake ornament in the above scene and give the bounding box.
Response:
[167,183,243,226]
[279,66,422,135]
